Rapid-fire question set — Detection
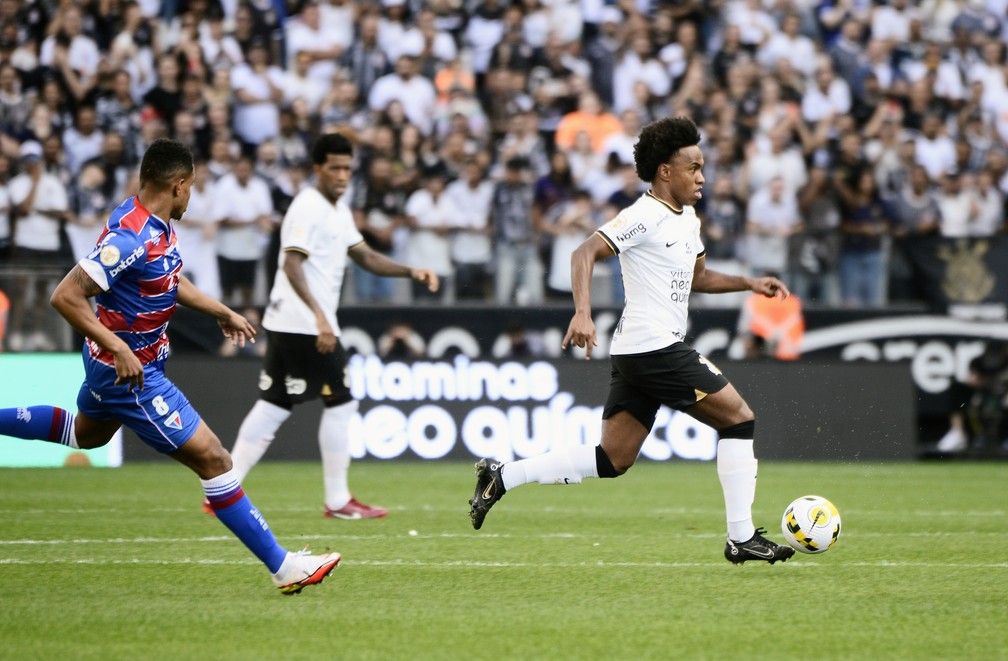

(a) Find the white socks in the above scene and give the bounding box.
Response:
[319,401,357,510]
[229,400,292,483]
[228,398,358,511]
[717,437,757,543]
[501,444,599,490]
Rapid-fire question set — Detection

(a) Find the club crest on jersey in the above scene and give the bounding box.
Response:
[149,228,160,240]
[609,215,629,230]
[99,245,121,266]
[163,410,182,429]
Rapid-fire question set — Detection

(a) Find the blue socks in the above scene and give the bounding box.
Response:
[0,406,78,448]
[201,470,288,573]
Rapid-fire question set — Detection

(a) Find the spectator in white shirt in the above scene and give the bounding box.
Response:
[871,0,915,44]
[368,53,438,135]
[174,161,221,300]
[200,12,245,72]
[285,0,345,85]
[600,108,642,167]
[801,61,852,124]
[230,38,285,149]
[914,112,957,182]
[742,124,809,199]
[725,0,777,51]
[319,0,356,51]
[213,154,275,307]
[404,168,456,302]
[612,32,670,115]
[757,12,818,78]
[444,157,494,301]
[61,105,104,175]
[464,0,507,75]
[377,0,413,62]
[7,141,70,352]
[745,175,803,278]
[283,51,327,115]
[970,168,1006,237]
[39,4,101,102]
[394,8,458,69]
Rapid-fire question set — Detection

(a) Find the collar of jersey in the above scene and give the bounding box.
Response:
[133,195,171,234]
[646,190,684,214]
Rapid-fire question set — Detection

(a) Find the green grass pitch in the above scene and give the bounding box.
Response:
[1,460,1005,660]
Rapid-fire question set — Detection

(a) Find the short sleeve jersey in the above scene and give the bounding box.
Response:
[597,191,705,355]
[262,187,364,336]
[77,196,183,378]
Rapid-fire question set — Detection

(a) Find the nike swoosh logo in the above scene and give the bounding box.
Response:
[482,480,495,500]
[745,546,775,559]
[666,241,678,247]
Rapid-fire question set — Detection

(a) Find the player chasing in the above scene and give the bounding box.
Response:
[469,117,796,565]
[0,139,339,593]
[211,132,438,520]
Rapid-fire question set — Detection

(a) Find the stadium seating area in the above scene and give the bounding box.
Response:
[0,0,1006,352]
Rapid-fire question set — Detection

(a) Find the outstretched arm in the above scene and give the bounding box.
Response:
[561,233,615,359]
[176,274,257,349]
[692,256,789,298]
[51,265,145,390]
[348,241,440,293]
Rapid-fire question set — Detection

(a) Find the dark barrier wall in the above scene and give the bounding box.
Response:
[125,357,917,463]
[169,304,1008,446]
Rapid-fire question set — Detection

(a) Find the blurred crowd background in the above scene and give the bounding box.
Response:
[0,0,1006,353]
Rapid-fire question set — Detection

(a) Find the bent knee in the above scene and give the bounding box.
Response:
[610,455,636,476]
[73,419,119,449]
[202,442,233,474]
[76,435,111,450]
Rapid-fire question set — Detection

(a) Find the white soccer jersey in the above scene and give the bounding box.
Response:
[597,190,705,355]
[262,187,364,336]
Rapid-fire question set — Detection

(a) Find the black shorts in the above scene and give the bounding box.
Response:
[603,342,730,432]
[258,330,353,407]
[218,256,257,291]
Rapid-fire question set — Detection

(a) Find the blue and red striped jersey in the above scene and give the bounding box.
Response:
[78,196,183,376]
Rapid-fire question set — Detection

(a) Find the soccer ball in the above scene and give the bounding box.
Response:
[781,495,841,554]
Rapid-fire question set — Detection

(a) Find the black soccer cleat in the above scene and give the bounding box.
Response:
[469,458,506,530]
[724,527,796,565]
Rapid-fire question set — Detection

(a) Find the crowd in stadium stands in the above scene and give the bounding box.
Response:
[0,0,1006,352]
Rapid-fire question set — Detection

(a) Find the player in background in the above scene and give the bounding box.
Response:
[469,117,796,564]
[214,132,438,520]
[0,139,340,593]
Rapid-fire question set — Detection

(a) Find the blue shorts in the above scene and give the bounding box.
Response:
[76,367,202,454]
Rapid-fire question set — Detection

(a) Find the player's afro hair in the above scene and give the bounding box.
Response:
[312,131,354,164]
[633,117,701,183]
[139,138,194,188]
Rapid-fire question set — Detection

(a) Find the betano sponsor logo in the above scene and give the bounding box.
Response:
[108,245,145,278]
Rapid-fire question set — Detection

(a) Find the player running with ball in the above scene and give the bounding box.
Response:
[469,117,796,565]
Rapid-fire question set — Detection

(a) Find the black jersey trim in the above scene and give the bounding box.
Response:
[646,190,684,214]
[596,230,619,255]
